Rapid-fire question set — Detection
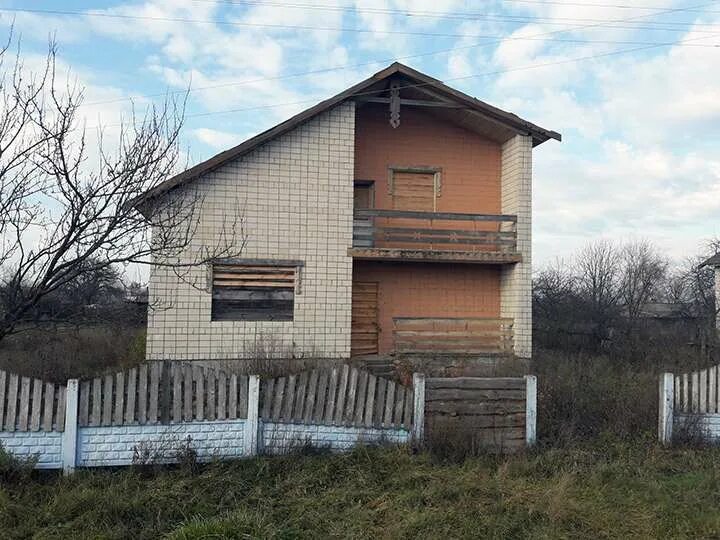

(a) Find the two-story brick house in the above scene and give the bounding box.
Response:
[134,63,560,364]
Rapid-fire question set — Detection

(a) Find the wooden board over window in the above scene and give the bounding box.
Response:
[211,264,296,321]
[390,168,440,212]
[351,282,379,356]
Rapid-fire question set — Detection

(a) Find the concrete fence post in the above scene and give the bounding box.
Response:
[524,375,537,446]
[412,373,425,443]
[658,372,674,446]
[61,379,79,474]
[245,375,260,456]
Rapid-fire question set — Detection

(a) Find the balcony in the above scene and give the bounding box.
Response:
[349,209,520,264]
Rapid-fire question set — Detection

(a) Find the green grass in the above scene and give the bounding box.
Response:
[3,441,720,539]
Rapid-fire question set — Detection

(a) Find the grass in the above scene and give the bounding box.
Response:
[2,440,720,539]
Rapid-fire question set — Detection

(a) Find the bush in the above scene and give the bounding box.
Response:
[0,443,37,484]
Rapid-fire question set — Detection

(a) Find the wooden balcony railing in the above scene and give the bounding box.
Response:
[393,317,514,355]
[351,209,519,263]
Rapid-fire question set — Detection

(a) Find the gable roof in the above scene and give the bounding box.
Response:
[701,253,720,267]
[133,62,561,210]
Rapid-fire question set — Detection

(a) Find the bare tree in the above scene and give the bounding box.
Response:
[0,37,240,342]
[619,240,668,328]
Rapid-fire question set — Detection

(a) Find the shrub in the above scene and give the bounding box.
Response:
[0,442,37,484]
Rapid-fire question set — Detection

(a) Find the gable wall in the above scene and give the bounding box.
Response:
[145,102,356,361]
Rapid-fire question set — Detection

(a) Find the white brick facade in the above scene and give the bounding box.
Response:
[715,267,720,333]
[146,102,356,361]
[500,135,533,358]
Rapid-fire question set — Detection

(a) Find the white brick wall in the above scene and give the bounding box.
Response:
[716,267,720,332]
[146,102,356,361]
[500,135,533,359]
[261,422,410,454]
[77,420,248,467]
[0,431,63,469]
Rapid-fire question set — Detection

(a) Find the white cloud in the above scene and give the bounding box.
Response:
[192,127,243,150]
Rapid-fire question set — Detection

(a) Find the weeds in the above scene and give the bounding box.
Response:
[0,443,37,484]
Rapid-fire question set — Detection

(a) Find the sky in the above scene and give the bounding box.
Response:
[2,0,720,272]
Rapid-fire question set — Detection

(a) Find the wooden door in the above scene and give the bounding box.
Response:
[351,282,379,356]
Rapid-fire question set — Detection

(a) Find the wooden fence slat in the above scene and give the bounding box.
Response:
[238,375,249,419]
[674,375,680,410]
[90,378,102,426]
[114,372,125,426]
[333,365,350,425]
[271,377,285,421]
[353,370,368,426]
[403,385,413,428]
[383,380,396,427]
[324,368,339,424]
[363,374,376,427]
[228,374,238,420]
[303,370,319,423]
[126,368,137,425]
[30,379,43,431]
[149,362,161,423]
[283,375,296,422]
[183,364,193,421]
[710,367,717,414]
[313,370,328,422]
[373,377,387,427]
[5,373,18,431]
[78,381,90,427]
[138,364,148,424]
[172,364,182,423]
[206,368,216,421]
[18,377,31,431]
[295,371,308,423]
[56,385,66,431]
[393,386,405,426]
[194,366,205,420]
[261,379,273,419]
[42,382,55,431]
[700,369,708,413]
[683,373,689,413]
[0,370,5,430]
[692,371,700,413]
[343,368,359,425]
[218,370,227,420]
[716,364,720,414]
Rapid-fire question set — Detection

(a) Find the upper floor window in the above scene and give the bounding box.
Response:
[211,261,301,321]
[388,166,441,212]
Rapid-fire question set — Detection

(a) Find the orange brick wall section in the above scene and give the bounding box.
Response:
[353,262,501,354]
[354,103,502,213]
[352,104,504,354]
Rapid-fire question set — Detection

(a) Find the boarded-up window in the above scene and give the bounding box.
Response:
[211,264,296,321]
[354,181,374,210]
[390,169,440,211]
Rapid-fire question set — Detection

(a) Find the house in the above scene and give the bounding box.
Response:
[701,253,720,332]
[133,63,560,364]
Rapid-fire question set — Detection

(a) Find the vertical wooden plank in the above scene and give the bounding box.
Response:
[171,364,182,423]
[363,374,376,427]
[30,379,43,431]
[90,378,102,426]
[403,385,414,428]
[333,365,350,425]
[42,383,55,431]
[194,365,205,420]
[343,368,359,425]
[313,370,328,422]
[692,370,700,413]
[206,368,217,421]
[271,377,285,421]
[114,372,125,426]
[183,364,193,421]
[353,370,368,426]
[282,375,296,422]
[237,374,249,420]
[56,385,66,431]
[700,369,708,414]
[303,370,319,423]
[373,377,387,427]
[710,367,717,414]
[217,371,227,420]
[18,377,31,431]
[125,368,137,425]
[383,380,396,427]
[294,371,308,423]
[261,378,274,420]
[148,362,161,424]
[393,386,405,427]
[5,373,18,431]
[78,381,90,427]
[674,375,680,410]
[137,364,148,425]
[682,373,689,413]
[228,373,238,420]
[0,370,5,430]
[160,361,172,424]
[716,364,720,414]
[324,368,339,424]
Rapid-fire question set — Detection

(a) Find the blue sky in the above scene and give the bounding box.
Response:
[3,0,719,268]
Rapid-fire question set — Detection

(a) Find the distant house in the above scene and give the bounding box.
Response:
[701,253,720,332]
[132,62,560,362]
